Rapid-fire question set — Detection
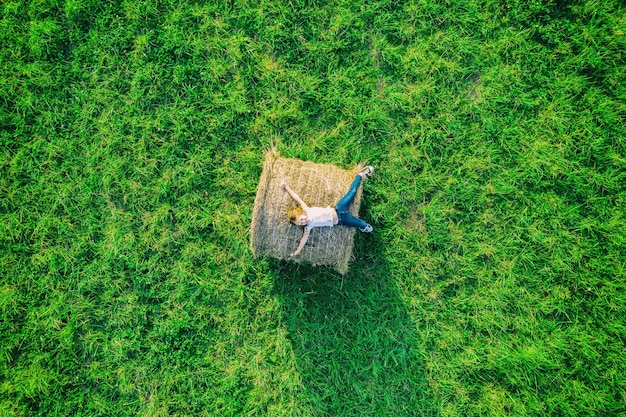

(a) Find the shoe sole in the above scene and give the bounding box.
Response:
[360,166,374,179]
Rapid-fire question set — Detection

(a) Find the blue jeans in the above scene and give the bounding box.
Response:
[335,175,367,230]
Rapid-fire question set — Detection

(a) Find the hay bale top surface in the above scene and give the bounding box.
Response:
[250,151,364,274]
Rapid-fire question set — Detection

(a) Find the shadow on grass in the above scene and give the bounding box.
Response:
[269,231,436,416]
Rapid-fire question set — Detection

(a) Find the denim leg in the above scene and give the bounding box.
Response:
[338,212,368,229]
[335,175,361,214]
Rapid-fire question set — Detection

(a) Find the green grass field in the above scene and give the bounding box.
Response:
[1,0,625,415]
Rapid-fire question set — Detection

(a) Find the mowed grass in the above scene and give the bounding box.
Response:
[1,0,625,416]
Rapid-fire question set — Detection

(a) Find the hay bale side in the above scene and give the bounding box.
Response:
[250,151,364,274]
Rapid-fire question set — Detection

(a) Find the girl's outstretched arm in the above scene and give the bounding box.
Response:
[291,229,310,257]
[281,180,309,211]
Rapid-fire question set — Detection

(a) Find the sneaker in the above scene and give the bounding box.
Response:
[361,224,373,233]
[359,166,374,179]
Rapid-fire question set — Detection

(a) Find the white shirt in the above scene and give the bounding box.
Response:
[304,206,335,231]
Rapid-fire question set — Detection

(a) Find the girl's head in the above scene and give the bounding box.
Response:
[287,205,308,226]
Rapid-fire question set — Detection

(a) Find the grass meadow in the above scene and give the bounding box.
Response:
[1,0,625,415]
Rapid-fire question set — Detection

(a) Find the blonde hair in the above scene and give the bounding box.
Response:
[287,204,305,224]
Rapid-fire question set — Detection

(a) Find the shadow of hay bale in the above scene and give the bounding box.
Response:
[269,231,436,416]
[250,150,364,274]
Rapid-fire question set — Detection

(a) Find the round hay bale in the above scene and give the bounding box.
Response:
[250,150,364,274]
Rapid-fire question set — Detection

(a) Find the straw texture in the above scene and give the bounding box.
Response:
[250,150,364,274]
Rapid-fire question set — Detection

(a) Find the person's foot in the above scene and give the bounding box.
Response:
[359,166,374,179]
[361,224,373,233]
